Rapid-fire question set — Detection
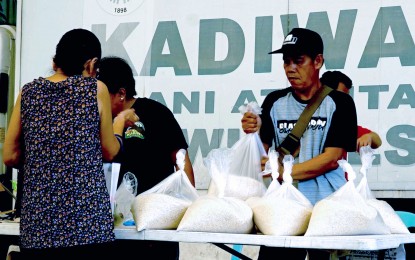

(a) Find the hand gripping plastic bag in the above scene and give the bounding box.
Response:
[131,149,199,231]
[247,154,313,235]
[356,146,409,234]
[305,159,390,236]
[205,102,266,200]
[114,172,137,226]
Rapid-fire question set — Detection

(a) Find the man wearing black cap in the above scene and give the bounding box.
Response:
[241,28,358,259]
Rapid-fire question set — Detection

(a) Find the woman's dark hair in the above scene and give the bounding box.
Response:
[53,28,102,76]
[98,56,137,98]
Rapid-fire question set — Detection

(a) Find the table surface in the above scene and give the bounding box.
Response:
[2,221,415,251]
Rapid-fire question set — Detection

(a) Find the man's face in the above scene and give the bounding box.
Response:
[283,54,321,92]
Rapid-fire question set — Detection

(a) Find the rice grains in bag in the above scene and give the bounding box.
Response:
[356,146,409,234]
[248,154,313,235]
[176,194,254,234]
[206,102,267,200]
[178,152,254,234]
[132,149,198,231]
[305,159,390,236]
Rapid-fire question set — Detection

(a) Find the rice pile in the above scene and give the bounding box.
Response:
[132,193,191,231]
[304,199,391,236]
[248,197,312,235]
[366,199,409,234]
[177,195,254,233]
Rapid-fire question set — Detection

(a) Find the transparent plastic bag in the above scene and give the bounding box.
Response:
[305,159,390,236]
[114,172,137,226]
[356,146,409,234]
[248,154,313,235]
[177,194,254,234]
[264,149,281,196]
[204,147,232,197]
[205,101,266,200]
[131,149,199,231]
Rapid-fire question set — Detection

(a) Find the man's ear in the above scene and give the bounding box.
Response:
[314,54,324,69]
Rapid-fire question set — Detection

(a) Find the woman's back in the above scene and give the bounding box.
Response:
[19,75,115,249]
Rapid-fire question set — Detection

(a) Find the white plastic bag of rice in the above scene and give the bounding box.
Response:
[132,193,191,231]
[132,149,199,231]
[305,160,390,236]
[248,154,313,235]
[204,103,267,200]
[366,199,409,234]
[356,146,409,234]
[208,174,266,200]
[250,196,312,235]
[177,195,254,234]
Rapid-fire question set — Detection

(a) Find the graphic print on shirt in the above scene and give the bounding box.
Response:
[277,117,328,134]
[125,121,145,139]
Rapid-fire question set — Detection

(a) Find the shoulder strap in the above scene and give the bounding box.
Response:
[278,85,333,157]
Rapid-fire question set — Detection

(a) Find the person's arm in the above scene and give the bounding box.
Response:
[357,132,382,151]
[3,92,23,168]
[289,91,357,181]
[290,147,344,181]
[97,80,137,161]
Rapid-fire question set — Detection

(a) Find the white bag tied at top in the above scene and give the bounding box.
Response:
[178,159,254,233]
[264,149,282,195]
[131,149,198,231]
[356,146,409,234]
[178,122,259,233]
[246,149,281,208]
[248,154,313,235]
[305,159,390,236]
[206,101,266,200]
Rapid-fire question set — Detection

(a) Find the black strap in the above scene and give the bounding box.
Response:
[278,85,333,158]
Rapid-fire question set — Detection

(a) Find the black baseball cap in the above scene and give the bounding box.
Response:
[269,28,324,57]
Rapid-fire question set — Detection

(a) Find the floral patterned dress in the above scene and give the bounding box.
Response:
[19,76,115,249]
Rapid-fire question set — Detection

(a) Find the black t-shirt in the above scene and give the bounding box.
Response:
[115,98,188,194]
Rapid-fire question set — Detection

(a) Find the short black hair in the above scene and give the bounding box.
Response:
[320,70,353,90]
[53,28,101,76]
[98,56,137,98]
